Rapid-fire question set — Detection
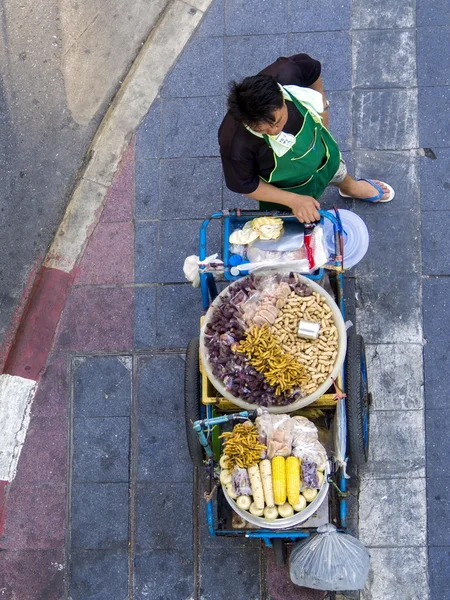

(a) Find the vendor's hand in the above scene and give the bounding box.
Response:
[291,195,321,224]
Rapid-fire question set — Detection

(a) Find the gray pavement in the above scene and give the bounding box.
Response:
[0,0,171,367]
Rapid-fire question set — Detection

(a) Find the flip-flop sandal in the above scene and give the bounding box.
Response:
[339,178,395,203]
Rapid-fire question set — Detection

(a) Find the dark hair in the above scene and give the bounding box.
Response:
[227,74,284,127]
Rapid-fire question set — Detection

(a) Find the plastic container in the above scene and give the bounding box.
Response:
[323,209,369,269]
[222,461,330,530]
[199,271,347,414]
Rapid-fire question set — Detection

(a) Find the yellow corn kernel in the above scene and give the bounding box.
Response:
[272,456,286,506]
[286,456,300,506]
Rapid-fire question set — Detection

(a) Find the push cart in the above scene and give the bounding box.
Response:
[184,208,371,565]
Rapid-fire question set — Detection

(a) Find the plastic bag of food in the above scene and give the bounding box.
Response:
[291,416,319,443]
[293,441,327,472]
[256,414,293,459]
[301,459,319,489]
[289,524,370,591]
[231,466,252,496]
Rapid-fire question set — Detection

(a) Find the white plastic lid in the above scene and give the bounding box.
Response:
[323,209,369,269]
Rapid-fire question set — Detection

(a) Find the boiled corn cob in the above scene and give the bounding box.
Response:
[272,456,286,506]
[286,456,301,506]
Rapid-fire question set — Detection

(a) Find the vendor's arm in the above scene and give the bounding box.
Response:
[247,180,320,224]
[308,76,329,128]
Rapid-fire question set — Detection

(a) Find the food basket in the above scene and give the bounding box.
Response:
[199,272,347,413]
[222,461,330,530]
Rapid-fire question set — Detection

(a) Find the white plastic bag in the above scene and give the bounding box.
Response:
[289,524,370,591]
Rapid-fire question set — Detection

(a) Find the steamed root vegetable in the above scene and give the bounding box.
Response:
[264,506,279,520]
[259,459,275,507]
[248,464,265,510]
[226,483,238,499]
[317,471,324,487]
[292,495,307,512]
[236,496,252,511]
[278,503,294,518]
[302,488,318,502]
[220,469,232,486]
[249,502,264,517]
[220,454,230,469]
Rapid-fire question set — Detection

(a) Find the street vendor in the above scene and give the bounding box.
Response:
[219,54,395,223]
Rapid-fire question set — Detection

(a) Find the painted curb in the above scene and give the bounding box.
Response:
[0,0,212,536]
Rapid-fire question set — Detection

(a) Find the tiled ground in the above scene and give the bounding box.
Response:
[1,0,448,598]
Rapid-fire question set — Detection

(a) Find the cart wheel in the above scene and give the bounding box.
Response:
[272,539,286,566]
[184,337,204,467]
[345,334,370,466]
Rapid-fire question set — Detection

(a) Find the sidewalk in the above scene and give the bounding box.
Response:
[1,0,449,597]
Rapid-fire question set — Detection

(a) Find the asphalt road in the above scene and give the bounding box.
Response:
[0,0,169,367]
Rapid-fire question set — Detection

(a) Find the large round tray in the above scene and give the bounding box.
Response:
[199,272,347,413]
[222,461,330,530]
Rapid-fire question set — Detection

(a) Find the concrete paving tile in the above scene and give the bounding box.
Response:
[134,221,159,283]
[356,275,422,344]
[361,547,428,600]
[134,550,194,600]
[135,159,159,219]
[423,277,450,342]
[0,549,65,600]
[160,96,223,158]
[136,219,221,284]
[0,484,66,550]
[135,482,193,551]
[223,184,257,210]
[353,30,416,89]
[325,90,352,151]
[365,343,424,410]
[423,341,449,410]
[359,478,427,546]
[136,99,162,160]
[159,157,223,219]
[352,0,415,28]
[224,35,288,83]
[359,410,425,479]
[422,211,450,275]
[266,547,327,600]
[427,476,450,546]
[73,417,130,483]
[72,356,132,418]
[289,0,350,31]
[15,416,67,484]
[55,287,133,352]
[71,483,129,549]
[74,222,134,285]
[100,143,134,223]
[31,353,69,418]
[161,36,224,98]
[353,210,420,278]
[134,287,157,349]
[428,547,450,599]
[419,86,450,148]
[417,0,450,26]
[199,545,260,599]
[69,550,128,600]
[198,495,258,549]
[288,32,351,91]
[225,0,287,35]
[137,354,185,416]
[420,148,450,211]
[354,90,418,150]
[156,284,203,348]
[197,0,224,37]
[425,409,450,478]
[137,415,193,482]
[417,27,450,87]
[352,150,419,214]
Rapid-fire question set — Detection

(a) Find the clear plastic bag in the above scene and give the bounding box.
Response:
[289,524,370,591]
[255,413,293,459]
[231,466,252,496]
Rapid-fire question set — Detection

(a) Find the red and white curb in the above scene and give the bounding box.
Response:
[0,0,210,537]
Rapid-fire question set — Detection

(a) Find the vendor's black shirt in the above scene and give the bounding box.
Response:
[218,54,321,194]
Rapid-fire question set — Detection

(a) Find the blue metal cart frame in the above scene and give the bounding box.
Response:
[188,208,369,550]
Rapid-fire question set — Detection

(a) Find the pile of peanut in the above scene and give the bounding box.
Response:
[270,291,338,395]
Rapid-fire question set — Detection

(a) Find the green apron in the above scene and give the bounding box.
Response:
[258,89,341,211]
